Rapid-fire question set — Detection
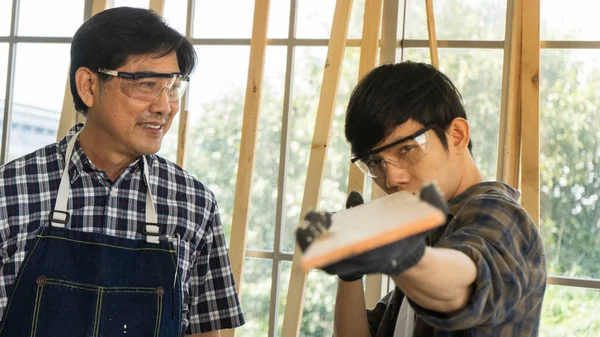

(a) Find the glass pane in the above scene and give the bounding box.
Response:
[193,0,253,38]
[540,285,600,336]
[236,258,272,337]
[277,261,337,337]
[17,0,84,37]
[540,50,600,280]
[318,47,359,211]
[268,0,291,38]
[399,48,502,181]
[163,0,188,35]
[282,46,326,253]
[541,0,600,40]
[301,270,337,336]
[157,112,180,163]
[184,46,250,244]
[296,0,365,39]
[277,261,292,337]
[112,0,149,9]
[439,49,502,181]
[403,0,507,41]
[247,46,286,251]
[9,43,70,161]
[400,48,431,63]
[0,44,8,146]
[193,0,289,39]
[0,1,12,36]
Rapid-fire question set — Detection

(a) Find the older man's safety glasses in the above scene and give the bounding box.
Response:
[97,68,189,102]
[351,124,435,179]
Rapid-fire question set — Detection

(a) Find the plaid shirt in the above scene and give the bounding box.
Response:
[367,181,547,337]
[0,124,244,334]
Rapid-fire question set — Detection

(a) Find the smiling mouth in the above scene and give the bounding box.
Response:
[140,123,163,130]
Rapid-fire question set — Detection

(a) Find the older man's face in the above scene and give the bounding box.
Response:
[87,52,181,158]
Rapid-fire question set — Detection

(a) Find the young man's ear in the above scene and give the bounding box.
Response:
[75,67,98,109]
[448,117,470,154]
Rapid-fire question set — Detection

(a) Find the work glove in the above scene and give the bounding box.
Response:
[295,182,449,282]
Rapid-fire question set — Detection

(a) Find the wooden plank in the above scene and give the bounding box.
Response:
[424,0,439,68]
[301,191,445,270]
[520,0,540,227]
[347,0,383,197]
[223,4,270,337]
[149,0,165,15]
[496,0,522,189]
[379,0,399,65]
[227,0,270,295]
[176,0,195,168]
[56,0,110,141]
[281,0,353,335]
[176,108,188,167]
[345,0,383,313]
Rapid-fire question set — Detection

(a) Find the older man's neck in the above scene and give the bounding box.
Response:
[78,127,139,182]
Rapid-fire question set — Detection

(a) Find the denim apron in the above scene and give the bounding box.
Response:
[0,132,183,337]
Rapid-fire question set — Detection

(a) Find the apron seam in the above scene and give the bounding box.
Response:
[155,292,163,337]
[36,234,174,253]
[29,283,44,337]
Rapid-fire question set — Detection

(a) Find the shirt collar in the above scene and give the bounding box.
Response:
[447,181,520,217]
[58,123,155,183]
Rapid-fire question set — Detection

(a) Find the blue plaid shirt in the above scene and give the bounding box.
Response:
[0,124,244,334]
[367,182,547,336]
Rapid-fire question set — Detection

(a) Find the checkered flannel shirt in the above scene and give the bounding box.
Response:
[0,124,244,334]
[367,181,547,337]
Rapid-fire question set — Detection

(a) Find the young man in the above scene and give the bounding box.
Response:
[302,61,546,336]
[0,7,243,337]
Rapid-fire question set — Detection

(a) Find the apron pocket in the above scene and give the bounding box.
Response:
[100,287,164,337]
[30,277,164,337]
[31,277,98,337]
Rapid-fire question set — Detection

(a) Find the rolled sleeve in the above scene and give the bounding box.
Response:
[186,207,245,334]
[411,193,546,331]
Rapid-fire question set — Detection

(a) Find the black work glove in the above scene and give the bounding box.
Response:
[295,183,449,282]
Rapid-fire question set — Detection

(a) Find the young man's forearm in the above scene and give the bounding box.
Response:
[392,247,477,313]
[333,279,372,337]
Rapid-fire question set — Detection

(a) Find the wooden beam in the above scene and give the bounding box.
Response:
[56,0,110,141]
[496,0,522,189]
[176,108,189,167]
[354,0,384,310]
[520,0,540,227]
[281,0,353,335]
[379,0,399,65]
[424,0,439,68]
[149,0,165,15]
[175,0,195,168]
[227,0,270,300]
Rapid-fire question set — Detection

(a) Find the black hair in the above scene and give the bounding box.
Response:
[69,7,197,114]
[345,61,472,157]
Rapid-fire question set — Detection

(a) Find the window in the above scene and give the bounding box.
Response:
[3,1,599,336]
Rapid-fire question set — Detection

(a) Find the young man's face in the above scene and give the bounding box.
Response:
[87,52,181,157]
[366,119,463,200]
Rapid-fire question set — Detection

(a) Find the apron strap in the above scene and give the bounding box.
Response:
[51,130,160,245]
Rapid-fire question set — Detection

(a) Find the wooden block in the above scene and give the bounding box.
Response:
[301,191,445,270]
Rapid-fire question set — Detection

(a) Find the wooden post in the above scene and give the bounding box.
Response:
[424,0,439,68]
[520,0,540,227]
[227,0,270,297]
[281,0,353,335]
[176,0,195,168]
[149,0,165,14]
[496,0,523,189]
[353,0,385,310]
